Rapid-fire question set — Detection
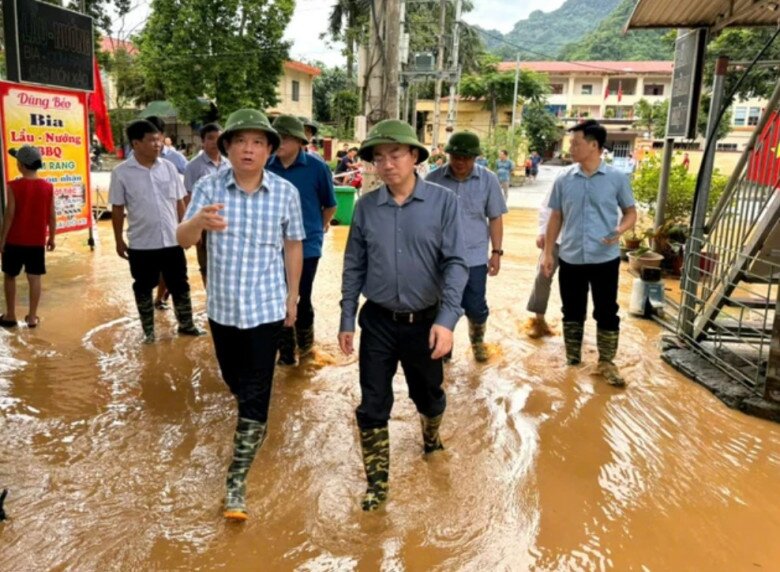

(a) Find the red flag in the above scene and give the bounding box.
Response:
[604,82,610,100]
[617,81,623,103]
[88,58,115,153]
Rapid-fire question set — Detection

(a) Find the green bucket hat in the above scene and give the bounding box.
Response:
[358,119,429,164]
[273,115,309,144]
[445,131,481,157]
[298,116,319,137]
[217,109,280,156]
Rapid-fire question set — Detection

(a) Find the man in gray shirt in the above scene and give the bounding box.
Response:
[426,132,507,362]
[339,120,468,512]
[183,123,231,286]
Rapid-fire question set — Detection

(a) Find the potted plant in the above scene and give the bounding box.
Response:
[646,223,689,276]
[623,228,643,251]
[627,246,664,273]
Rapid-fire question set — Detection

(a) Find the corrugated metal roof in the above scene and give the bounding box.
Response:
[627,0,780,32]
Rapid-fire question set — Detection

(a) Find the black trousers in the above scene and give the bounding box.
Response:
[297,257,320,330]
[558,257,620,331]
[356,301,446,430]
[127,247,190,298]
[210,319,284,423]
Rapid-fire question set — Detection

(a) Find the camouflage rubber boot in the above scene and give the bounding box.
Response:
[359,426,390,512]
[277,326,297,365]
[468,320,489,363]
[172,291,205,336]
[224,417,268,521]
[562,321,584,365]
[295,325,314,358]
[597,329,626,388]
[134,292,156,344]
[420,413,444,454]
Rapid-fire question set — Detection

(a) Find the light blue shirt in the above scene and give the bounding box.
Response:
[184,169,306,329]
[548,161,635,265]
[108,155,186,250]
[183,151,231,193]
[425,164,507,267]
[161,146,188,175]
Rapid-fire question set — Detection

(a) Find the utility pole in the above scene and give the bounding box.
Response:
[445,0,462,138]
[363,0,402,130]
[509,53,520,149]
[431,0,447,149]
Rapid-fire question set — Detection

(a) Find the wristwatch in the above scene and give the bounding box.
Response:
[492,249,504,256]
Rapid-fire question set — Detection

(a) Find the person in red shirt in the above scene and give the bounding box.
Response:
[0,145,56,328]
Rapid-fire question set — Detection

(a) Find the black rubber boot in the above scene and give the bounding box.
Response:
[597,329,626,387]
[172,291,205,336]
[134,292,156,344]
[359,426,390,511]
[562,321,584,365]
[420,413,444,454]
[277,326,297,365]
[224,417,268,521]
[295,325,314,358]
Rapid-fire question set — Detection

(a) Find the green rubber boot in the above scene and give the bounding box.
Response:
[277,326,297,365]
[359,426,390,511]
[562,321,584,365]
[420,413,444,454]
[172,291,205,336]
[134,292,156,344]
[224,417,268,521]
[295,325,314,358]
[597,329,626,387]
[468,320,489,363]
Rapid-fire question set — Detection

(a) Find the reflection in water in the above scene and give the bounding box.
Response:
[1,214,780,570]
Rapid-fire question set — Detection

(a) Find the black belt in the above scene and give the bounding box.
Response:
[366,300,438,324]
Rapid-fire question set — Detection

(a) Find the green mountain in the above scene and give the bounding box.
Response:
[481,0,621,60]
[558,0,674,61]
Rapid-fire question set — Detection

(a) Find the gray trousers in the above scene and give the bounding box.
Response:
[526,244,560,315]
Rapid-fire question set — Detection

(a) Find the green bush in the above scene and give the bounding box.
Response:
[481,126,526,170]
[632,153,728,223]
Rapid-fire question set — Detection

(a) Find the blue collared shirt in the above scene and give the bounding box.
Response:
[161,146,188,175]
[266,150,337,259]
[183,151,231,193]
[548,161,635,265]
[425,164,507,267]
[184,168,306,329]
[495,159,514,183]
[340,176,468,332]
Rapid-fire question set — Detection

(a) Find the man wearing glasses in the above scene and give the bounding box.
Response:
[338,120,468,512]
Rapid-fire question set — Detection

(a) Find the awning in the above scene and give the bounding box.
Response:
[626,0,780,32]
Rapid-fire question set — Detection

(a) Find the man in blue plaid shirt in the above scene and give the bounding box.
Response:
[177,109,305,522]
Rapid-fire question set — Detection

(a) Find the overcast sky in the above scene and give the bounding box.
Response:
[115,0,568,67]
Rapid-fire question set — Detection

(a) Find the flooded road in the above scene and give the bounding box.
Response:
[1,209,780,571]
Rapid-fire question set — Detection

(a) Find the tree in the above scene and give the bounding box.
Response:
[312,63,351,124]
[522,103,564,155]
[705,28,780,101]
[459,56,548,130]
[333,90,360,139]
[325,0,370,81]
[697,94,732,142]
[633,98,668,139]
[138,0,294,122]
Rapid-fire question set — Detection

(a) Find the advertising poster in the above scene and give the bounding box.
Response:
[0,80,92,233]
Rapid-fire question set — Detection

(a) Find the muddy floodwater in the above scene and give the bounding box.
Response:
[1,209,779,571]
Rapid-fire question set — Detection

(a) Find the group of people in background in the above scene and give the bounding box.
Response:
[2,108,635,522]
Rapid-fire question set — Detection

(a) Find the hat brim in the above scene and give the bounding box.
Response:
[218,127,280,156]
[358,138,429,164]
[275,129,309,146]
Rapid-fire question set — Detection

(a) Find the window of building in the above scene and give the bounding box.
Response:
[733,107,747,126]
[550,83,564,95]
[644,84,665,96]
[581,84,593,95]
[546,104,567,117]
[748,107,762,126]
[292,80,300,102]
[717,143,739,152]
